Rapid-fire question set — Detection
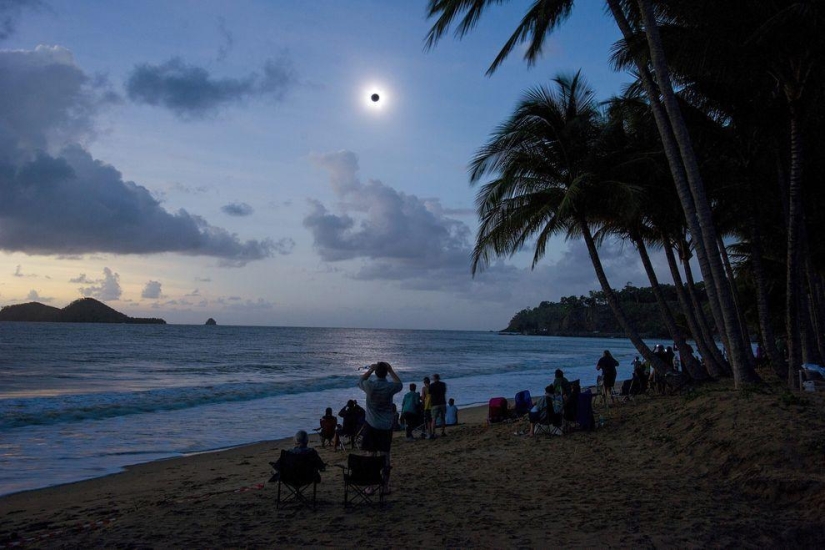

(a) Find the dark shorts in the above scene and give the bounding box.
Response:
[603,373,616,388]
[361,423,393,453]
[431,404,446,423]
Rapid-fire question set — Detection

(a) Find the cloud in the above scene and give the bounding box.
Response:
[69,273,90,283]
[13,264,34,277]
[272,237,295,255]
[0,46,276,265]
[304,150,472,275]
[125,56,295,118]
[78,267,122,301]
[303,151,563,303]
[141,280,163,299]
[216,17,234,61]
[221,202,254,217]
[26,288,52,302]
[303,150,655,304]
[0,0,42,41]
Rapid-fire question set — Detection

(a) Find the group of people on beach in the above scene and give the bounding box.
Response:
[598,345,690,402]
[399,374,459,441]
[526,368,583,436]
[283,362,459,493]
[276,348,681,494]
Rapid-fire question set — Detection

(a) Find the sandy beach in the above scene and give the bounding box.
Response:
[2,377,824,549]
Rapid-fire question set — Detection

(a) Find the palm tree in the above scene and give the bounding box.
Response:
[425,0,758,386]
[469,72,668,372]
[598,94,709,379]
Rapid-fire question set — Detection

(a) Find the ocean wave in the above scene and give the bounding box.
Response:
[0,376,355,429]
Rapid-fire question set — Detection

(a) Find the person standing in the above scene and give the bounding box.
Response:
[421,376,432,438]
[358,361,403,491]
[400,383,421,440]
[428,373,447,438]
[596,350,619,404]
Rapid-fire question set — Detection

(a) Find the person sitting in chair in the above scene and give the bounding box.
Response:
[527,385,554,436]
[270,430,326,483]
[318,407,339,448]
[337,399,365,446]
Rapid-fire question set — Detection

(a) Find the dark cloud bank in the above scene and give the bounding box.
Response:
[0,46,276,265]
[126,56,295,118]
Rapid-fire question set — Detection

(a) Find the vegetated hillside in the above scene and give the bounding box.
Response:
[0,302,62,322]
[0,298,166,324]
[504,284,696,338]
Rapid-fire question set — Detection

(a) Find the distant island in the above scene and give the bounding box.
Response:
[0,298,166,324]
[205,318,217,325]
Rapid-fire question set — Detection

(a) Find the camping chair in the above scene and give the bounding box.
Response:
[487,397,509,424]
[514,390,532,417]
[339,417,366,450]
[576,389,596,431]
[617,379,635,403]
[533,393,563,437]
[269,449,324,511]
[338,454,387,506]
[316,416,338,448]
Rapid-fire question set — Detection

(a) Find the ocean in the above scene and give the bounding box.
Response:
[0,323,651,496]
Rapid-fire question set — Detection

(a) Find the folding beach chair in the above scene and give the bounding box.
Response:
[487,397,509,424]
[338,454,387,506]
[533,393,563,437]
[576,389,596,432]
[316,416,338,448]
[269,449,324,511]
[338,416,366,450]
[514,390,532,417]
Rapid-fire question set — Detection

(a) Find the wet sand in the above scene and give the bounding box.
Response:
[1,377,824,549]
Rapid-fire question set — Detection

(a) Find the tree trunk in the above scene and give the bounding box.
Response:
[786,105,803,387]
[717,234,755,364]
[606,0,734,377]
[635,236,708,380]
[680,240,732,376]
[663,236,725,378]
[579,218,669,375]
[808,268,825,363]
[635,0,757,387]
[746,198,786,378]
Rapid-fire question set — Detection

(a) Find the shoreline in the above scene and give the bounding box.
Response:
[1,405,493,500]
[2,381,823,548]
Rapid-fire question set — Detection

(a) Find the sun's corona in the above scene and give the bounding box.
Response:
[363,86,387,111]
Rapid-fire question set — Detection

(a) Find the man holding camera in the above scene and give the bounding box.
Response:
[358,361,403,490]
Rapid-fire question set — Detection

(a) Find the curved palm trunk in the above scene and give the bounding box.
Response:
[717,235,755,364]
[680,240,732,376]
[634,236,708,380]
[663,237,726,378]
[606,0,737,376]
[634,0,757,387]
[579,218,668,375]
